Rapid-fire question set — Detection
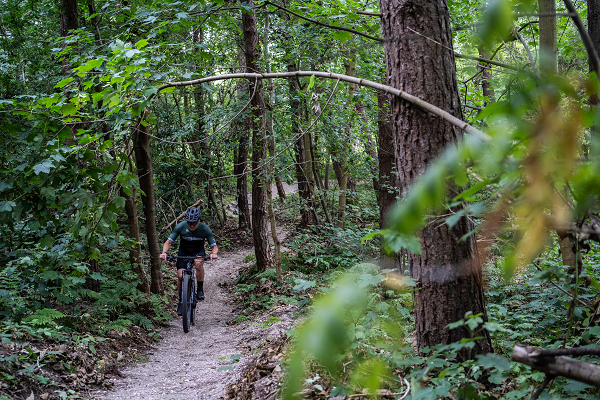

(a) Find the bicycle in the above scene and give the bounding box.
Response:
[166,254,210,333]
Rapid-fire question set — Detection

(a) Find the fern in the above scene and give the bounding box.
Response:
[22,308,65,326]
[105,318,132,334]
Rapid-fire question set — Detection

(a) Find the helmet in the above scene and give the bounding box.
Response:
[185,207,201,223]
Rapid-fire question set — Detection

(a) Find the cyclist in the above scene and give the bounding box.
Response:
[159,207,218,316]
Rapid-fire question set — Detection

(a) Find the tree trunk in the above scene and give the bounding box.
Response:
[235,46,252,231]
[121,185,151,294]
[347,51,380,191]
[538,0,557,74]
[589,0,600,105]
[379,0,492,357]
[134,115,164,295]
[377,88,399,269]
[264,13,282,281]
[478,46,495,105]
[288,63,317,228]
[242,1,273,272]
[59,0,78,37]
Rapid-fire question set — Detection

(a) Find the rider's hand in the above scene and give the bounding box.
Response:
[210,253,218,260]
[160,252,167,262]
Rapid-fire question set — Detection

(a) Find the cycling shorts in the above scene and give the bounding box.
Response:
[176,250,206,270]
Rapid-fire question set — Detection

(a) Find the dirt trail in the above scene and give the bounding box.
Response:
[93,244,297,400]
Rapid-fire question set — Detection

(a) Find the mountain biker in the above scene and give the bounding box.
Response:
[159,207,218,316]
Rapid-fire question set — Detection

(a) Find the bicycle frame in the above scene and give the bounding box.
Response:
[166,254,210,333]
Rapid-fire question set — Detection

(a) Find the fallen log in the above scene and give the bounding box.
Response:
[512,345,600,387]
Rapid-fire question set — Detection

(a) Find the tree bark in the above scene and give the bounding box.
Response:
[264,13,282,281]
[478,46,495,105]
[242,2,273,272]
[379,0,492,356]
[134,115,164,295]
[377,88,399,268]
[59,0,78,37]
[234,46,252,231]
[288,64,317,228]
[539,0,557,74]
[121,185,151,294]
[589,0,600,105]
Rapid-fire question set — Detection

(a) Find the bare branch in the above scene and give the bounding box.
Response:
[512,345,600,387]
[157,71,491,142]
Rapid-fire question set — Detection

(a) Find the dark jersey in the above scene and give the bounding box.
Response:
[167,221,216,254]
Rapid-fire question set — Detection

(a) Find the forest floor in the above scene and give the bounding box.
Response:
[92,187,299,400]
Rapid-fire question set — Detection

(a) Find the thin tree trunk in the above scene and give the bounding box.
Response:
[377,88,399,269]
[134,114,164,295]
[288,63,317,228]
[235,47,252,231]
[121,185,151,294]
[589,0,600,105]
[242,1,273,272]
[478,46,495,105]
[264,13,282,281]
[539,0,557,74]
[379,0,492,357]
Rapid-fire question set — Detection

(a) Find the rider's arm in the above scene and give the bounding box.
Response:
[210,245,218,260]
[160,240,171,261]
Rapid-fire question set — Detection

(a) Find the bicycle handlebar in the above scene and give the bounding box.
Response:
[166,255,211,262]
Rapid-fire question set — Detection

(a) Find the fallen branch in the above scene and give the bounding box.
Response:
[158,199,203,235]
[512,345,600,387]
[158,71,491,142]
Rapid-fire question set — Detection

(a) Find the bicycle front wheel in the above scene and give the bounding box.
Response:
[181,274,193,333]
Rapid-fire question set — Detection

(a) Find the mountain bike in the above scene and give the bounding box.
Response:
[166,255,210,333]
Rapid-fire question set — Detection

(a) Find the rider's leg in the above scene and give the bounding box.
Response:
[194,259,205,300]
[177,268,184,297]
[176,268,184,315]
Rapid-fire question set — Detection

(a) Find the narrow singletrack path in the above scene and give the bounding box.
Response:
[93,245,295,400]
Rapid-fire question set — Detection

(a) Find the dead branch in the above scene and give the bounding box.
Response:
[158,199,203,235]
[512,345,600,387]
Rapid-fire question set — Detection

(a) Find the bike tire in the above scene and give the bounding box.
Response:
[190,279,196,326]
[181,274,192,333]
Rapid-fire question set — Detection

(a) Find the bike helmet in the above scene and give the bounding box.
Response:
[185,207,201,223]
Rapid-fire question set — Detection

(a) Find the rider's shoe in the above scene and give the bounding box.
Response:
[197,290,204,301]
[176,302,183,316]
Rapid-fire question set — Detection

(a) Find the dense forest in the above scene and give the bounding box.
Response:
[1,0,600,398]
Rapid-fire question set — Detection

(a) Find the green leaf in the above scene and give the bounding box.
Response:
[39,235,54,248]
[135,38,149,49]
[33,161,55,175]
[0,201,16,212]
[333,30,352,43]
[445,210,465,228]
[475,353,511,371]
[307,74,316,91]
[55,77,74,88]
[144,87,158,97]
[293,279,316,291]
[124,49,140,58]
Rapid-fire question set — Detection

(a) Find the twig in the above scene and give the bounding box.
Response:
[514,28,541,78]
[530,375,553,400]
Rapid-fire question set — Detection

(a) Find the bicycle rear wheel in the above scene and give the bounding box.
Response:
[181,274,193,333]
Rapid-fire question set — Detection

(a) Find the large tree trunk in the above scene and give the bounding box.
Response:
[538,0,557,74]
[242,2,273,272]
[134,116,164,295]
[377,88,400,269]
[288,63,317,228]
[379,0,492,357]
